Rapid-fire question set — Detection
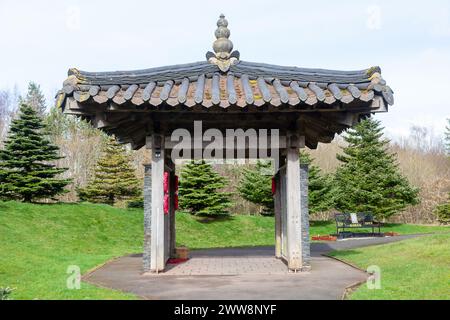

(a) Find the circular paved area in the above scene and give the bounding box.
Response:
[83,235,420,300]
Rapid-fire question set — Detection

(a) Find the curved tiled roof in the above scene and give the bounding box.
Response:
[56,14,394,150]
[57,60,393,109]
[69,60,380,85]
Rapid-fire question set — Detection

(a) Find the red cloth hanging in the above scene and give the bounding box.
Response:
[163,194,169,214]
[271,177,276,195]
[167,257,189,264]
[163,171,170,215]
[174,175,179,210]
[163,171,169,194]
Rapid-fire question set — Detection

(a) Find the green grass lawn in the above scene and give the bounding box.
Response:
[0,201,143,300]
[176,212,275,249]
[1,201,448,300]
[177,214,450,248]
[308,220,450,238]
[330,233,450,300]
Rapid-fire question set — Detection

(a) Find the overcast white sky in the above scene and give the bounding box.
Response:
[0,0,449,138]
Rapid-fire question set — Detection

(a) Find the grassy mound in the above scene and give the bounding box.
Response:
[0,201,143,299]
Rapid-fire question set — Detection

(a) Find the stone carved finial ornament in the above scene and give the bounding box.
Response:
[206,14,240,72]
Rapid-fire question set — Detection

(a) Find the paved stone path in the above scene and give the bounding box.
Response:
[163,256,288,275]
[84,234,422,300]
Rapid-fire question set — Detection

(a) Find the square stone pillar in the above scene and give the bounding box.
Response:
[142,164,152,272]
[285,134,303,271]
[142,135,168,273]
[300,163,311,270]
[286,153,301,270]
[274,173,282,258]
[285,133,310,272]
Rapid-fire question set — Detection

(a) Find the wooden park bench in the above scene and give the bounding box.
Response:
[335,212,382,238]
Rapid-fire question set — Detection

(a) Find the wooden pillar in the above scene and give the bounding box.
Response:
[285,133,304,271]
[150,134,165,272]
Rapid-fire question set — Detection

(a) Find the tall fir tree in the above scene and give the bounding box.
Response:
[77,136,140,205]
[0,103,70,202]
[179,160,232,216]
[237,161,274,215]
[21,82,47,117]
[300,152,335,214]
[333,118,419,220]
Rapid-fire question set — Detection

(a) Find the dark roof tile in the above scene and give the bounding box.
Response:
[58,60,392,110]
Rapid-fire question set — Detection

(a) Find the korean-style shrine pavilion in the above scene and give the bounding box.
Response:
[56,15,394,273]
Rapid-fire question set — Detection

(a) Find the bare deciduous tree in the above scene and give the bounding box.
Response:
[399,125,445,155]
[0,87,20,147]
[445,119,450,155]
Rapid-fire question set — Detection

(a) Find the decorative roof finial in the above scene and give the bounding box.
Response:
[206,14,240,72]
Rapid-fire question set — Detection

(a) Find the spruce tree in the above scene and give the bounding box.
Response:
[237,161,274,215]
[333,118,419,220]
[179,160,232,216]
[0,103,70,202]
[21,82,47,117]
[77,136,140,205]
[300,152,335,214]
[237,155,334,215]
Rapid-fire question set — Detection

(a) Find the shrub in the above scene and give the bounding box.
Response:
[434,199,450,224]
[127,198,144,209]
[0,287,13,300]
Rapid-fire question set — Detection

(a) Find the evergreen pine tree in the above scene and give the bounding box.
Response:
[77,136,140,205]
[21,82,47,117]
[300,152,335,214]
[0,103,70,202]
[237,161,274,215]
[179,160,232,216]
[333,118,419,220]
[237,156,334,215]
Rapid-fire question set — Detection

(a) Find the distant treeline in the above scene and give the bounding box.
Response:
[0,83,449,224]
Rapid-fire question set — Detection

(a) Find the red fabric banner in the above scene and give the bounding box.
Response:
[163,171,169,194]
[164,194,169,214]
